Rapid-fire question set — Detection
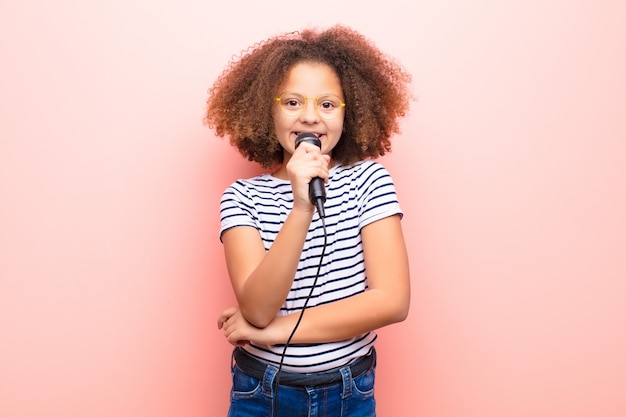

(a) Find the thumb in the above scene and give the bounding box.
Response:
[217,306,238,329]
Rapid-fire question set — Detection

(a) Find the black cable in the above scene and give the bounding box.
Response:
[272,214,327,417]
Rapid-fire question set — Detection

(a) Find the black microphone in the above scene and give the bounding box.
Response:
[294,132,326,217]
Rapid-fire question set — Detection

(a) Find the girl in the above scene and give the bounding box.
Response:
[207,25,412,417]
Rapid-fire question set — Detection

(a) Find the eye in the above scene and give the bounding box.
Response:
[279,94,304,109]
[285,99,301,108]
[318,96,341,112]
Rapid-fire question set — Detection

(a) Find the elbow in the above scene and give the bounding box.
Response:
[374,303,408,329]
[371,287,410,326]
[240,305,274,329]
[389,295,410,324]
[248,317,272,329]
[390,305,409,324]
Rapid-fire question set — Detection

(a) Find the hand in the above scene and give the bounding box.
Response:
[217,306,251,347]
[217,306,283,347]
[286,142,330,211]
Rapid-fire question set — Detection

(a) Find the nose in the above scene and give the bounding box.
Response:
[299,98,320,123]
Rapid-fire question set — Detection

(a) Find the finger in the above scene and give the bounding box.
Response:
[226,329,242,345]
[299,141,321,152]
[222,306,238,316]
[217,306,238,327]
[217,312,230,329]
[297,143,323,160]
[223,324,233,338]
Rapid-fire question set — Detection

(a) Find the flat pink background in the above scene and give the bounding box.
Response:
[2,1,625,416]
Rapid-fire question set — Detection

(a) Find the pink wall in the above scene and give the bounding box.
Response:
[1,1,625,416]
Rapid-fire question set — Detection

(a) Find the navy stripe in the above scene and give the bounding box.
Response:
[219,160,402,372]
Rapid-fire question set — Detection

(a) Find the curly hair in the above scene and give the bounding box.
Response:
[205,25,413,168]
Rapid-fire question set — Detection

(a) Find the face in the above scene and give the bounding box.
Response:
[273,62,345,161]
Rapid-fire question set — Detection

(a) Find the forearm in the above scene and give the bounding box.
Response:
[267,288,410,345]
[236,206,314,327]
[259,215,410,343]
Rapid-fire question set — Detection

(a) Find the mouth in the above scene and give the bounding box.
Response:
[293,132,324,140]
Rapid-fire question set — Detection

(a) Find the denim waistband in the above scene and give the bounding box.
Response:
[233,347,376,387]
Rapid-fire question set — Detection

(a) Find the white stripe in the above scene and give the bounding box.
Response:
[220,160,402,372]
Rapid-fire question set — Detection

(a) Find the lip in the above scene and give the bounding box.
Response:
[293,131,324,139]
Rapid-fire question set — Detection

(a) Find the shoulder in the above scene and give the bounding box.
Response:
[222,174,288,198]
[224,173,275,191]
[336,159,391,174]
[334,160,403,224]
[333,159,396,185]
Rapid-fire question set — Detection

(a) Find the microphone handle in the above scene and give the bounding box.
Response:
[294,133,326,217]
[309,178,326,217]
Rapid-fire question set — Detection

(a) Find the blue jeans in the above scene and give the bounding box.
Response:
[227,357,376,417]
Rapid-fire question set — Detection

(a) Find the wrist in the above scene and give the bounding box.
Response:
[290,204,316,218]
[268,315,295,345]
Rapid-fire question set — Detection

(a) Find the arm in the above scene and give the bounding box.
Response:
[218,214,410,345]
[222,143,330,328]
[222,206,313,328]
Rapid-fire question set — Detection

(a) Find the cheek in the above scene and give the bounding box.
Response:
[272,111,289,132]
[330,119,345,135]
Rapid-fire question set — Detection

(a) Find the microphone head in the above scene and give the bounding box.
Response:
[295,132,321,149]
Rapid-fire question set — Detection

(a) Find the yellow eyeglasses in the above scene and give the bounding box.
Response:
[275,92,346,120]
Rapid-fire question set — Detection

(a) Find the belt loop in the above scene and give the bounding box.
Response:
[261,365,279,398]
[339,365,352,399]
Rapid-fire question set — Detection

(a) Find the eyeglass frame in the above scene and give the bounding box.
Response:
[274,92,346,120]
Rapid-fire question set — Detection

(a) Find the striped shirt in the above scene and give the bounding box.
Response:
[219,159,403,372]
